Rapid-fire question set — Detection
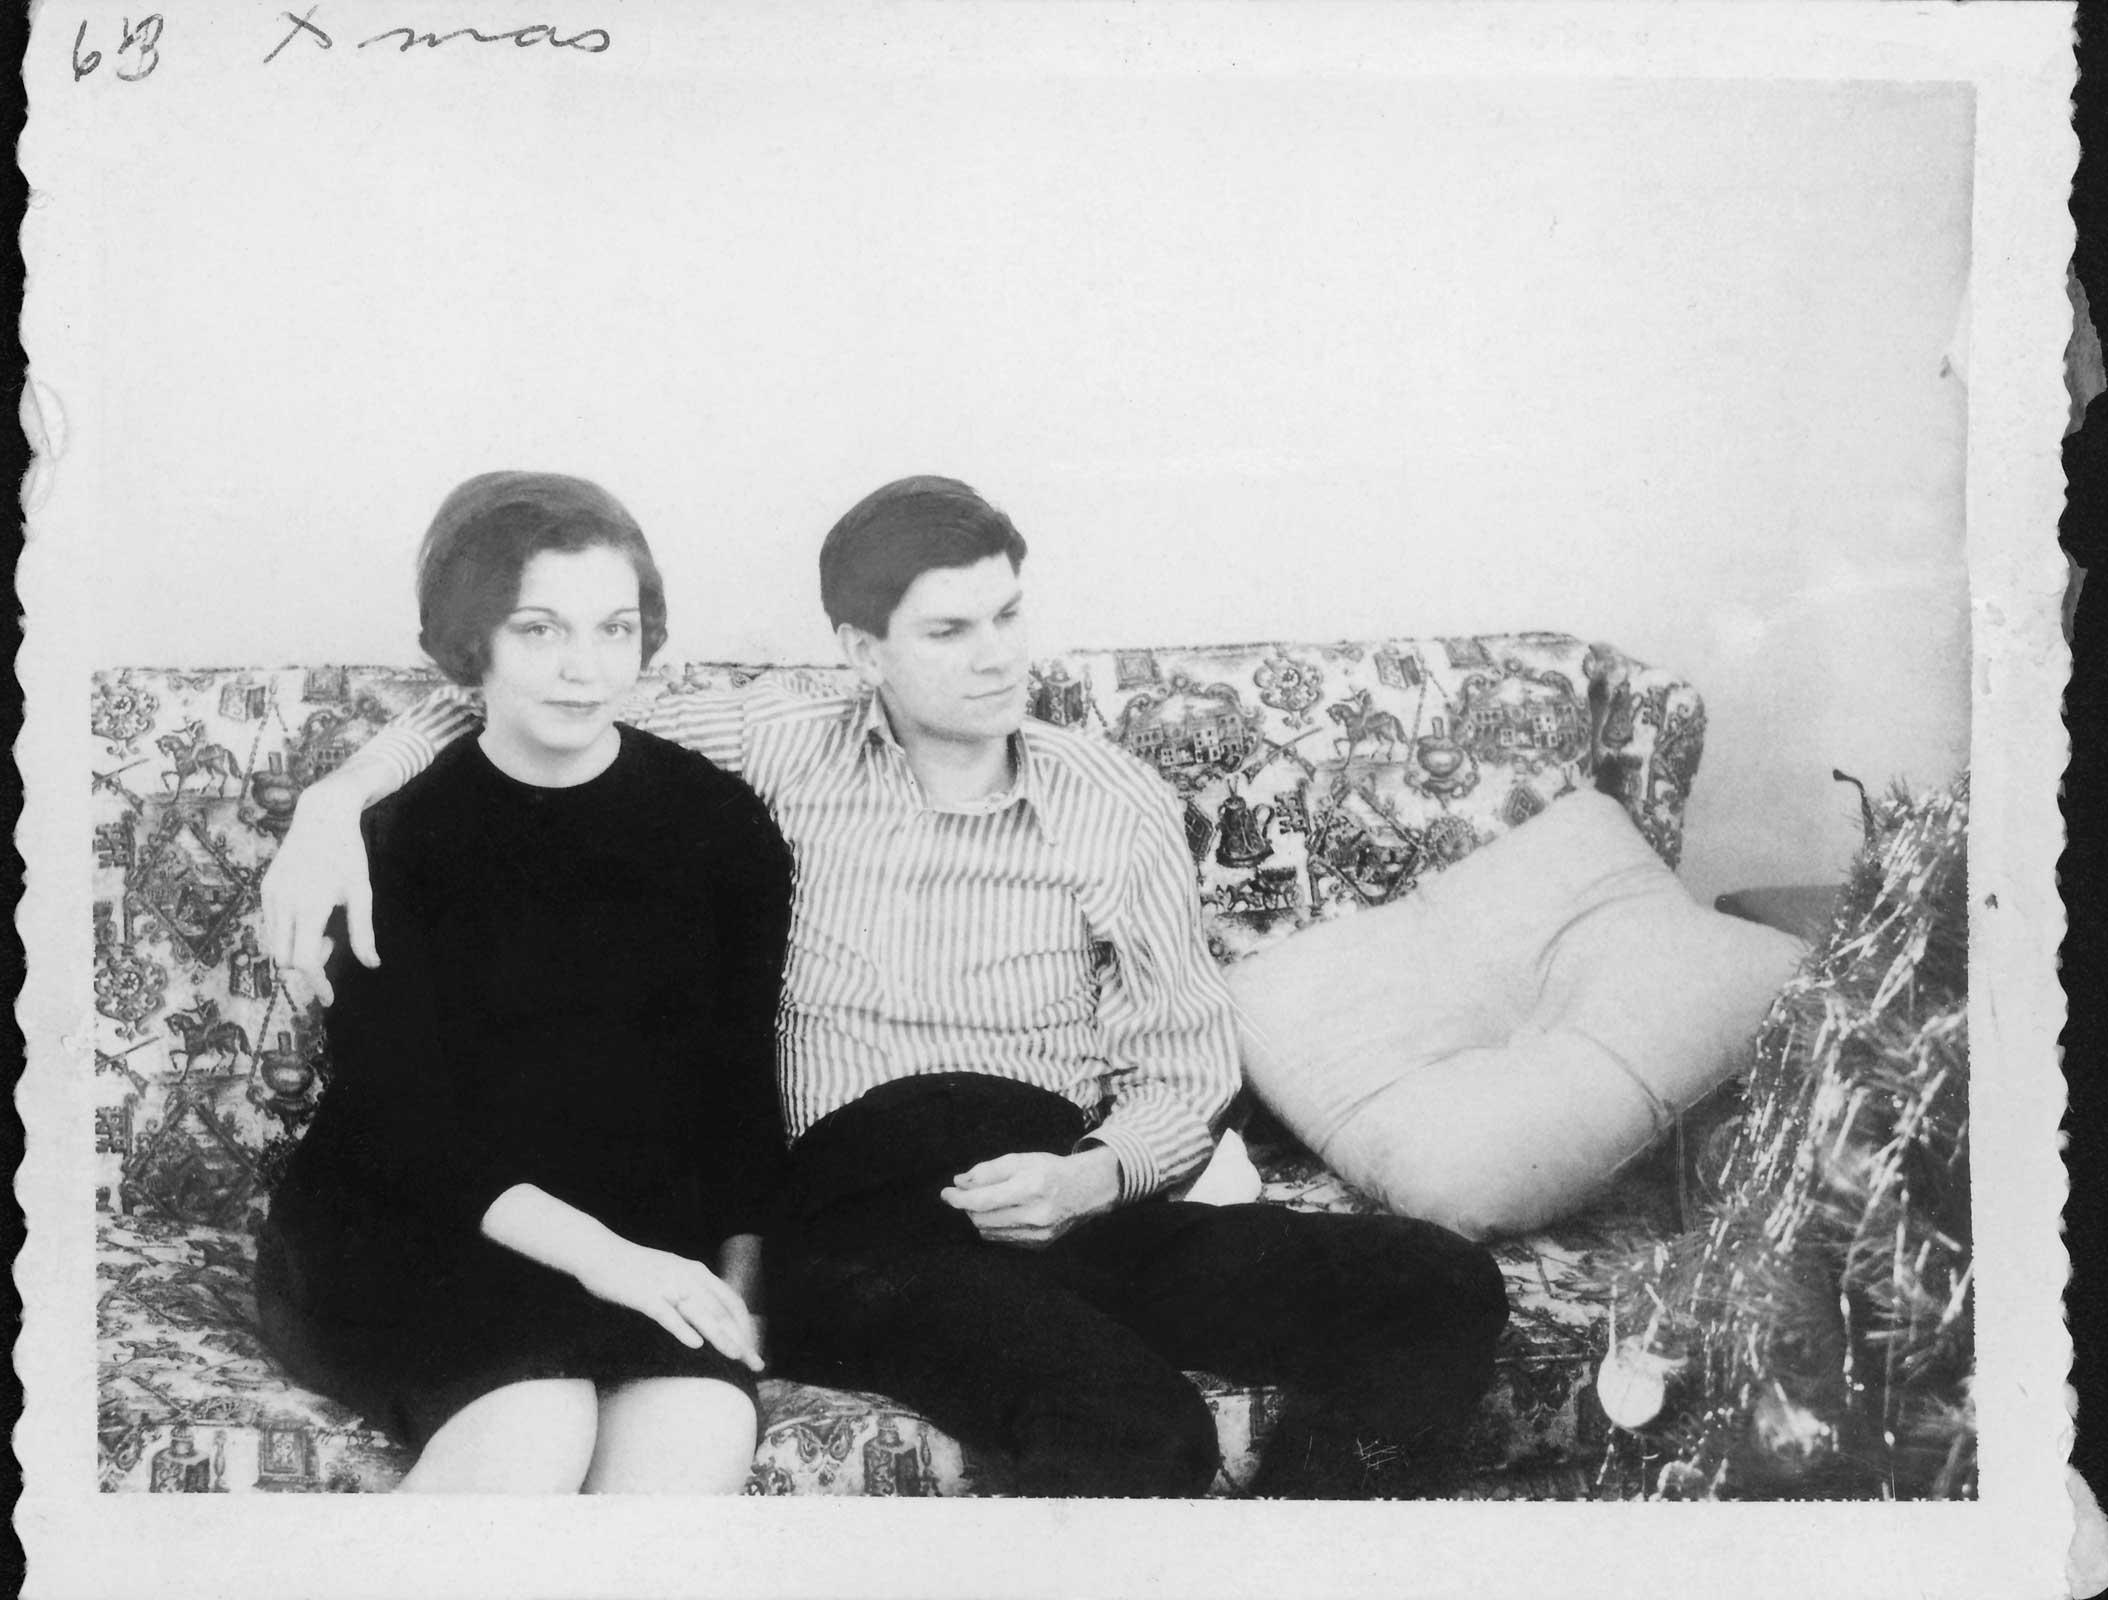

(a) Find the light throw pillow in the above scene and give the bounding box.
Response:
[1226,790,1806,1240]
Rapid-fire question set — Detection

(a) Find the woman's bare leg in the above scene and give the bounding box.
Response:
[582,1377,758,1494]
[398,1378,599,1493]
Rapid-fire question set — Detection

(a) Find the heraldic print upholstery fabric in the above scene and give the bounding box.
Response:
[91,635,1703,1496]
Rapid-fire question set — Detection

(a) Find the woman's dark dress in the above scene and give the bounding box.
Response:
[256,725,794,1450]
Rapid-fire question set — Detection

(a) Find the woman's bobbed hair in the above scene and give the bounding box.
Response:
[416,471,668,686]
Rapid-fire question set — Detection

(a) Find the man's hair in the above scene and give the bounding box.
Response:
[819,476,1028,636]
[416,470,668,686]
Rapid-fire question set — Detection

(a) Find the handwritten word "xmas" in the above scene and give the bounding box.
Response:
[265,5,610,63]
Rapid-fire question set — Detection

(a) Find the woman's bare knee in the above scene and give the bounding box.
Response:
[584,1378,758,1494]
[399,1379,600,1494]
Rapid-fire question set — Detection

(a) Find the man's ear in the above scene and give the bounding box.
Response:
[837,622,884,688]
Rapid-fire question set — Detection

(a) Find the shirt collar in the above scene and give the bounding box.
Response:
[846,690,1059,844]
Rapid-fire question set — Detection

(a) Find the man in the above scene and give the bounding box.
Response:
[264,475,1508,1497]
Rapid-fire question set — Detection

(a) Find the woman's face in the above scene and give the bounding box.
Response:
[477,544,645,782]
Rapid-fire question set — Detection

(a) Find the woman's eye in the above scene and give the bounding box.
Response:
[604,620,636,637]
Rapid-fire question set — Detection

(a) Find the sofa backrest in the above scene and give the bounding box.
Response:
[88,633,1702,1228]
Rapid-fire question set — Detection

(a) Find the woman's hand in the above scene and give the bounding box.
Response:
[574,1240,766,1372]
[480,1185,764,1371]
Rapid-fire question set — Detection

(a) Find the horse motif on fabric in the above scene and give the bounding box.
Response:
[156,720,244,798]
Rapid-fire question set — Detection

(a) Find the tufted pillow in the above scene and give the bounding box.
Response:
[1225,790,1805,1239]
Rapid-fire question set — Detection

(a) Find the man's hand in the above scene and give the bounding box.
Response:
[940,1146,1121,1248]
[261,777,378,1004]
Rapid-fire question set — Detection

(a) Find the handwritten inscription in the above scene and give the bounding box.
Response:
[71,7,610,78]
[72,14,163,81]
[266,5,611,62]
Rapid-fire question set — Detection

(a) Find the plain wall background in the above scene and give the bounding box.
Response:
[31,47,1972,908]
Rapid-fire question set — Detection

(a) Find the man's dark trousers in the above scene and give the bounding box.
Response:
[766,1073,1510,1497]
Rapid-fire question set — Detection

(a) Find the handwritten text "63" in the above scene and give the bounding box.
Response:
[72,15,164,81]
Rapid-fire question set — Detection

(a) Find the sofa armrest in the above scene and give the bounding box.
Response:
[1584,642,1706,871]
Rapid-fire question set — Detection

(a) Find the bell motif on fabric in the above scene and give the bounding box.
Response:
[1215,783,1275,870]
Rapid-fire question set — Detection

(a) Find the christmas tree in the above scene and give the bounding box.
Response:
[1594,772,1974,1500]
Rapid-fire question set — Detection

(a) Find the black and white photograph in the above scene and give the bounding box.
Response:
[16,4,2080,1596]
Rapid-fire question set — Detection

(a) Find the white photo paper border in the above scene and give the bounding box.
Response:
[16,3,2078,1595]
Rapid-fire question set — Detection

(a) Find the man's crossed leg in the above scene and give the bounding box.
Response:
[768,1073,1509,1498]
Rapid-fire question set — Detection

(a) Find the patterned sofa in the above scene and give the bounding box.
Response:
[91,632,1706,1497]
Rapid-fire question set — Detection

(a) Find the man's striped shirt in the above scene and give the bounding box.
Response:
[351,681,1240,1202]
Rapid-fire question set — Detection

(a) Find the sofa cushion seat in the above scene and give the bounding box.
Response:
[96,1122,1662,1495]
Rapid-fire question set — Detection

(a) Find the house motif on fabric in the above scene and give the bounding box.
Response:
[1451,663,1588,769]
[285,695,393,790]
[1114,677,1259,787]
[95,1103,133,1157]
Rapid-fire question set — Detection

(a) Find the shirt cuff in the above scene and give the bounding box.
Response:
[375,689,482,786]
[1077,1121,1201,1206]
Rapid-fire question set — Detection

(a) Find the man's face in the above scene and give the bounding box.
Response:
[847,553,1030,754]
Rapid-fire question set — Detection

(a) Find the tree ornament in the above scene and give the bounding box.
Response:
[1749,1384,1835,1474]
[1595,1337,1683,1431]
[1653,1460,1710,1501]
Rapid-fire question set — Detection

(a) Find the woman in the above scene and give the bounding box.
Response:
[256,471,794,1493]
